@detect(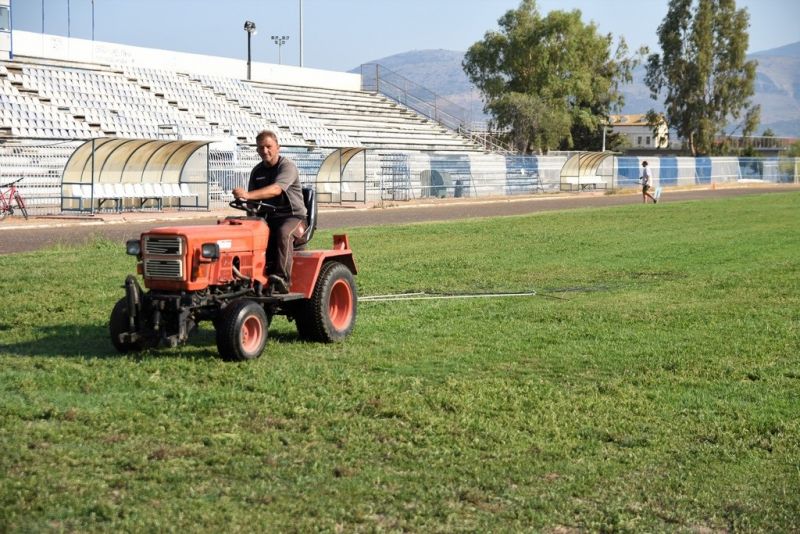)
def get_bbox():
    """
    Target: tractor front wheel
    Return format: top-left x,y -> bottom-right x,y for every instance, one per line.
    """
216,300 -> 268,361
295,261 -> 357,342
109,297 -> 157,352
